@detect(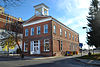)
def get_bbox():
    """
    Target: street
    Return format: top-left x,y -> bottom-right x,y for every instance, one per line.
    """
0,56 -> 99,67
